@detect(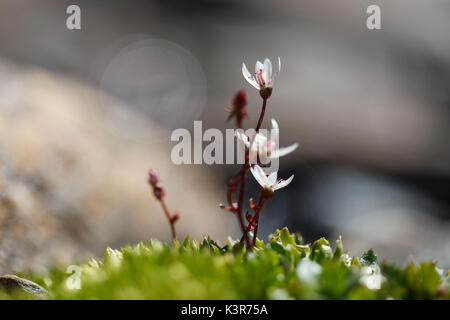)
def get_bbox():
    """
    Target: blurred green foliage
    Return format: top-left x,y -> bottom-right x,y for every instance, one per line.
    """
2,228 -> 449,300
